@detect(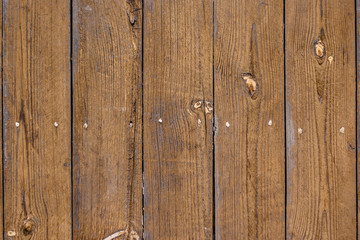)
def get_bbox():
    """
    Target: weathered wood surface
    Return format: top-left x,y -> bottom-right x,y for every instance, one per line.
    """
143,0 -> 214,239
214,0 -> 285,239
0,0 -> 359,239
286,0 -> 356,239
72,0 -> 143,239
357,0 -> 360,238
0,0 -> 2,237
3,0 -> 71,239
